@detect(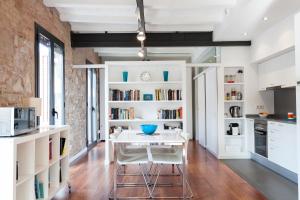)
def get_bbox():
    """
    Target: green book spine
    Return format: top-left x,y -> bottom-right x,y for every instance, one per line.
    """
39,182 -> 44,198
